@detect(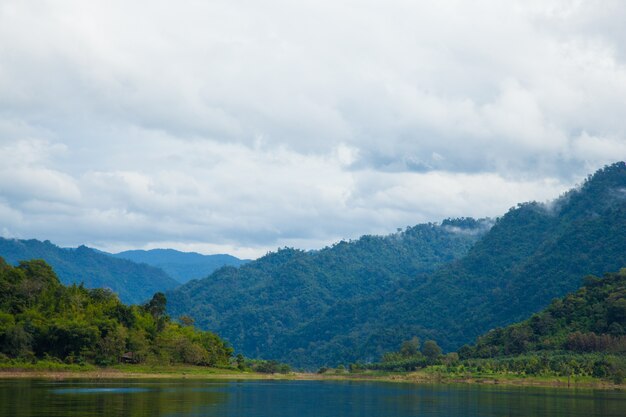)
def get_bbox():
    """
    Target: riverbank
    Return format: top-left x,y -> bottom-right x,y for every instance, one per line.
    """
304,370 -> 624,389
0,363 -> 286,380
1,364 -> 624,389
